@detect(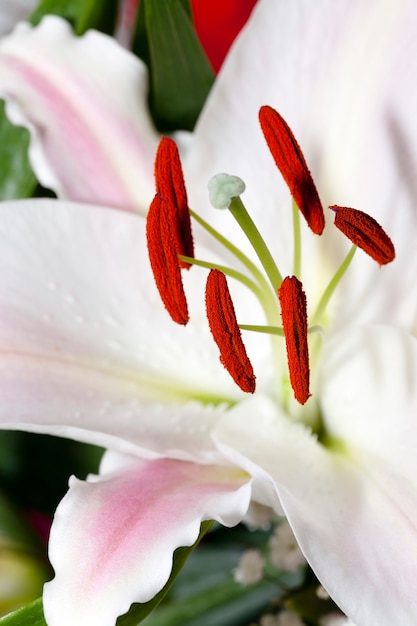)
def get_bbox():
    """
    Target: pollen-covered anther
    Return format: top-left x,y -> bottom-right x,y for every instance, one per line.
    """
278,276 -> 311,405
258,105 -> 325,235
146,194 -> 189,325
205,269 -> 256,393
330,205 -> 395,265
154,137 -> 194,267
